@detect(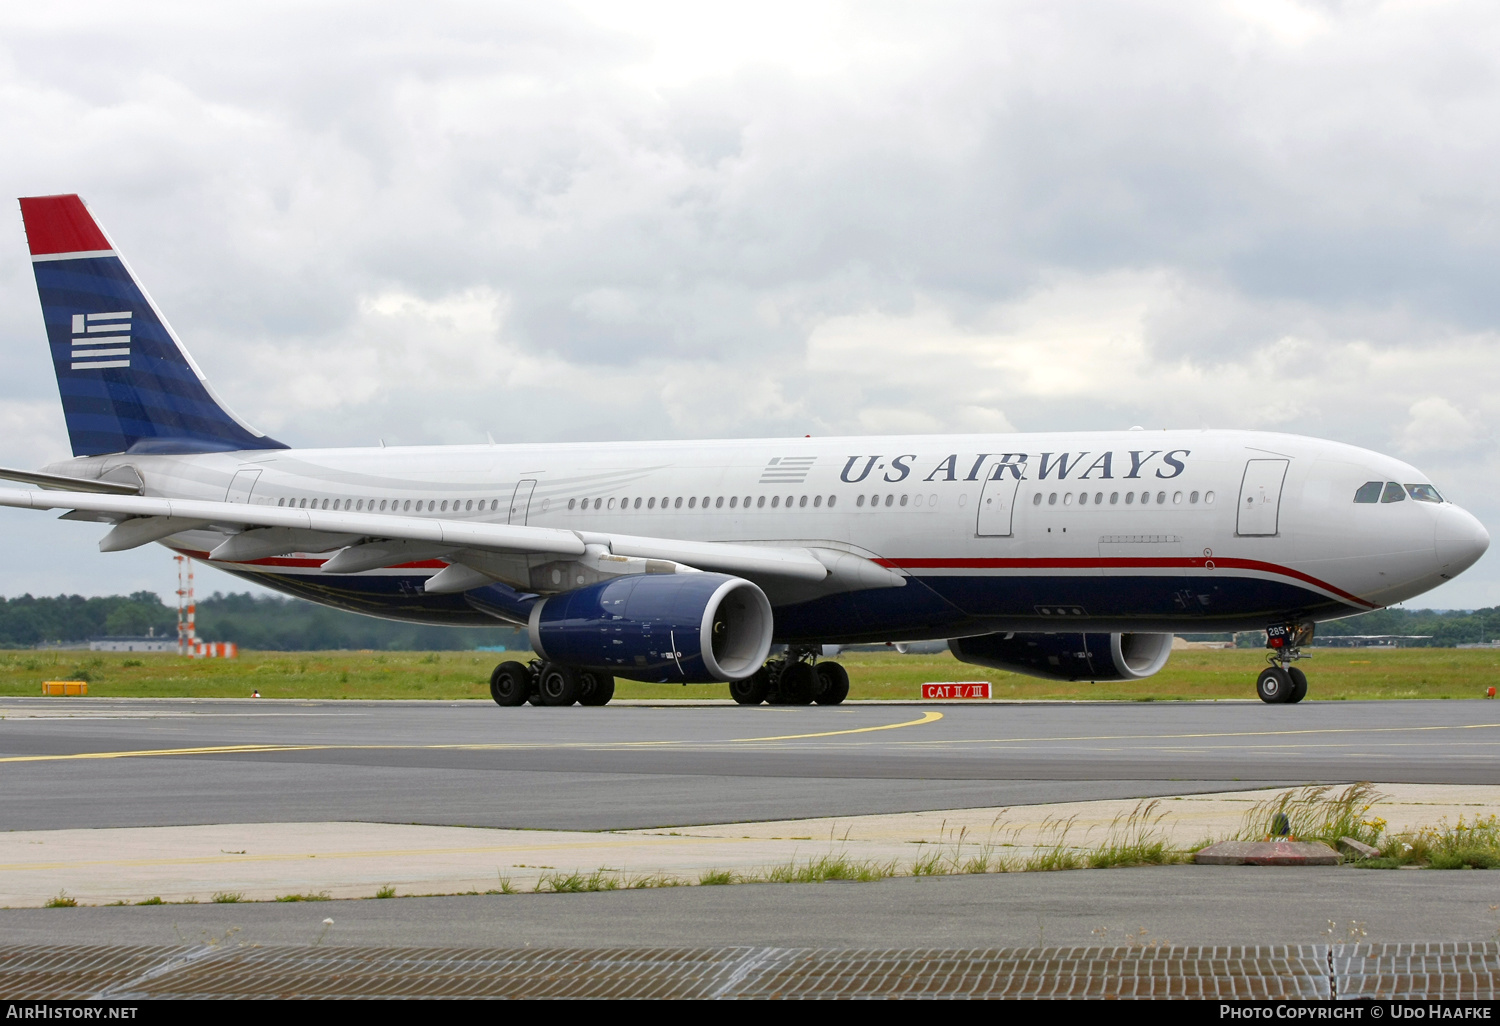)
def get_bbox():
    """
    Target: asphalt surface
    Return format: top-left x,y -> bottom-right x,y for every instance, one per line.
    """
2,868 -> 1495,948
1,697 -> 1494,830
